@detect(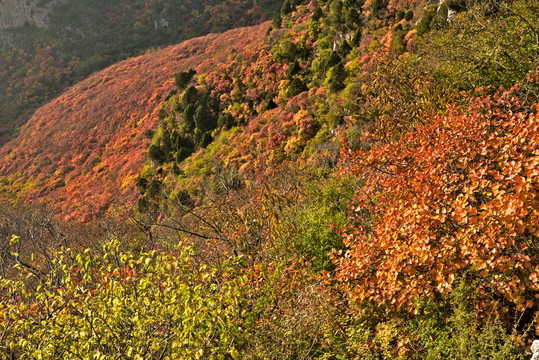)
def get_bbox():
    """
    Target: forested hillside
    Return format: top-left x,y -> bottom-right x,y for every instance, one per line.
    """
0,24 -> 271,221
0,0 -> 283,144
0,0 -> 538,358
